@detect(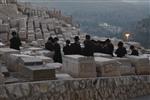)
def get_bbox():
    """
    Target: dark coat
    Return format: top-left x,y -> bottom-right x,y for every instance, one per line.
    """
131,49 -> 139,56
63,45 -> 71,55
70,42 -> 81,55
45,42 -> 54,51
53,43 -> 62,63
115,47 -> 127,57
10,37 -> 21,50
83,40 -> 94,56
104,43 -> 114,56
